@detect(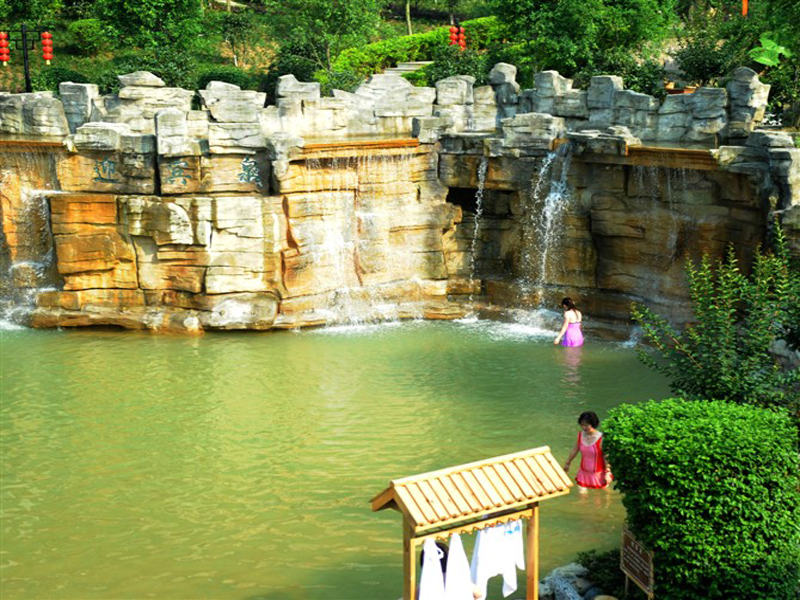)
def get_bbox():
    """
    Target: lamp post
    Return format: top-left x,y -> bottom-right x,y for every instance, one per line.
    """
0,23 -> 54,93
